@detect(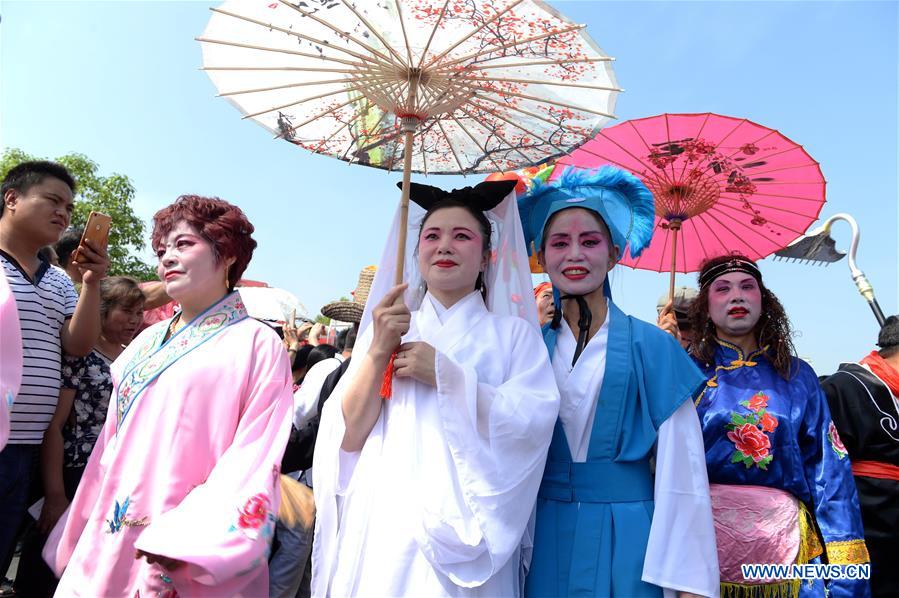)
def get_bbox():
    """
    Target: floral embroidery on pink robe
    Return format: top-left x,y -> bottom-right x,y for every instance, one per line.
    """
44,292 -> 293,597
